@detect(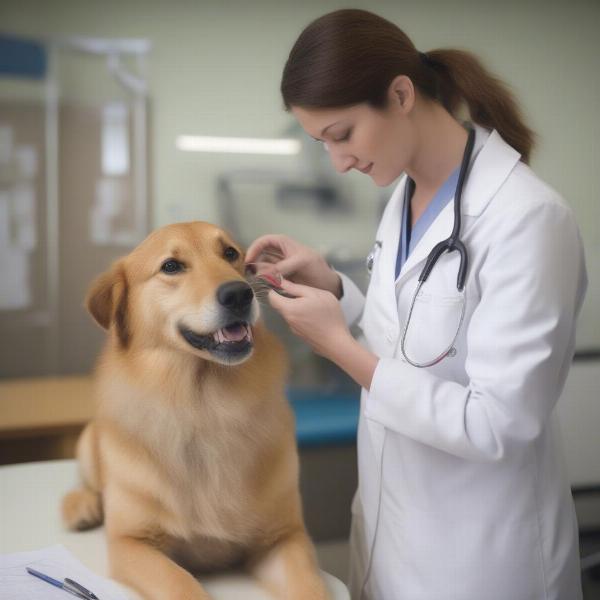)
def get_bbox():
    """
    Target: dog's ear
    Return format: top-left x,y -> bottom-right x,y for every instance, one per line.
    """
85,261 -> 130,347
